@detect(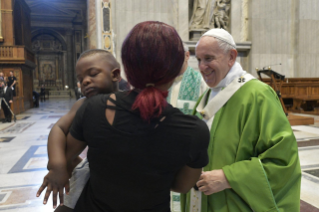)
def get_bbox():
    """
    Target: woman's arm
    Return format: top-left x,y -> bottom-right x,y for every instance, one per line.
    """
171,165 -> 202,193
